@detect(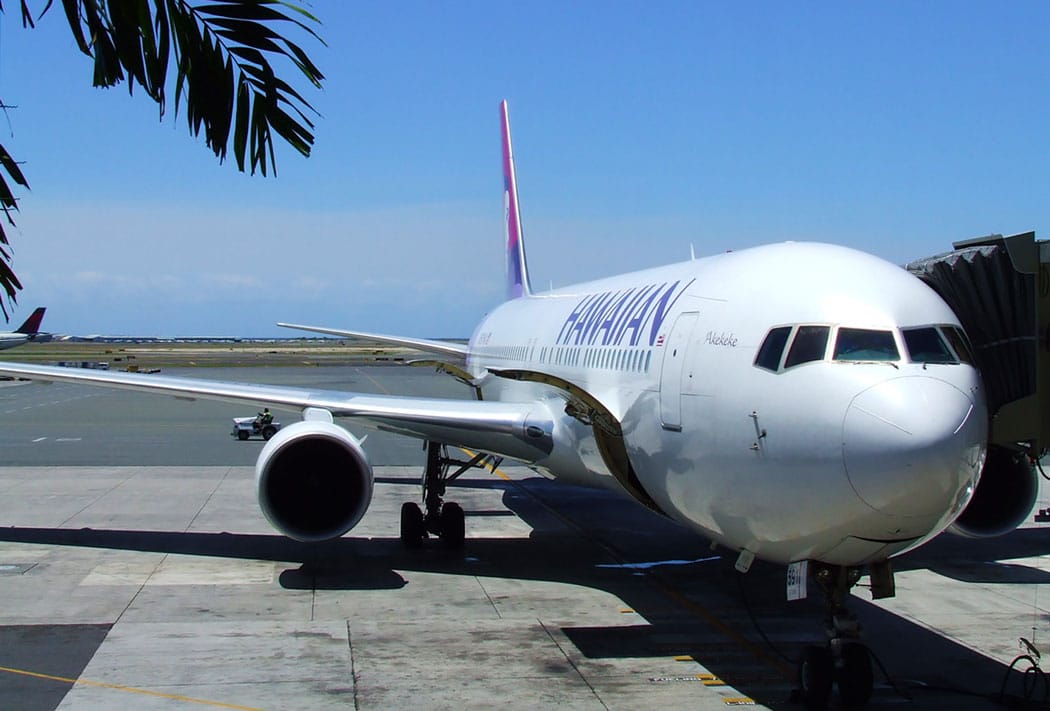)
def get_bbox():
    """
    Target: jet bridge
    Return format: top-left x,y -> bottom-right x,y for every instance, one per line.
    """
905,231 -> 1050,535
906,231 -> 1049,455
